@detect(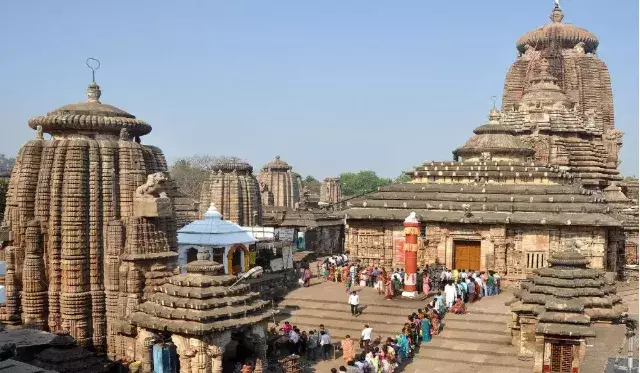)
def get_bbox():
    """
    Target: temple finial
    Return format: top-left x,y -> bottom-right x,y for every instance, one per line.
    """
550,1 -> 564,23
86,58 -> 102,103
86,57 -> 100,84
